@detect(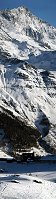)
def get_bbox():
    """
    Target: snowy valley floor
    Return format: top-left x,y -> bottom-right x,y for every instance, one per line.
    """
0,160 -> 56,199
